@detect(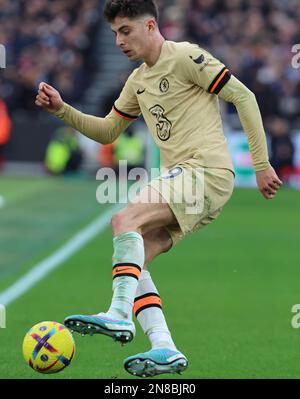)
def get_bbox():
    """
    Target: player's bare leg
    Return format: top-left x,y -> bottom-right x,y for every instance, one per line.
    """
64,185 -> 188,376
110,186 -> 176,237
143,227 -> 173,269
103,186 -> 175,320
